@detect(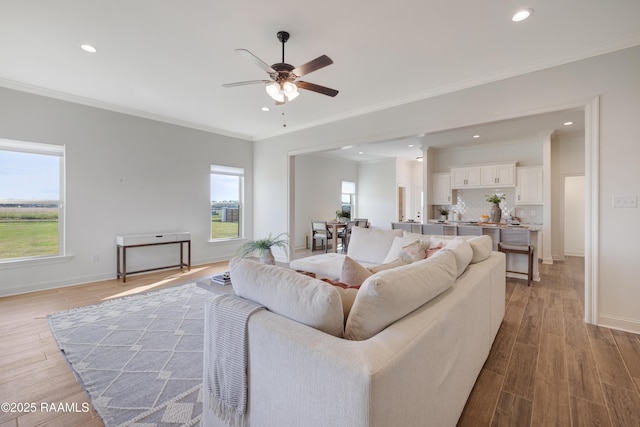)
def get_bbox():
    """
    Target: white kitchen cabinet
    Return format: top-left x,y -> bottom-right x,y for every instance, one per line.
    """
516,167 -> 543,204
451,167 -> 481,188
481,164 -> 515,187
431,173 -> 453,205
